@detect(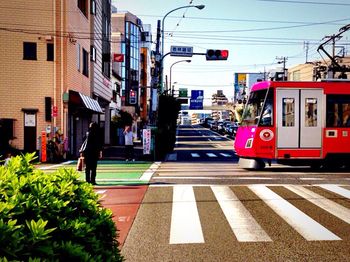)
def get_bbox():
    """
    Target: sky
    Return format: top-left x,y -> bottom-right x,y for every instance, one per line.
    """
114,0 -> 350,103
